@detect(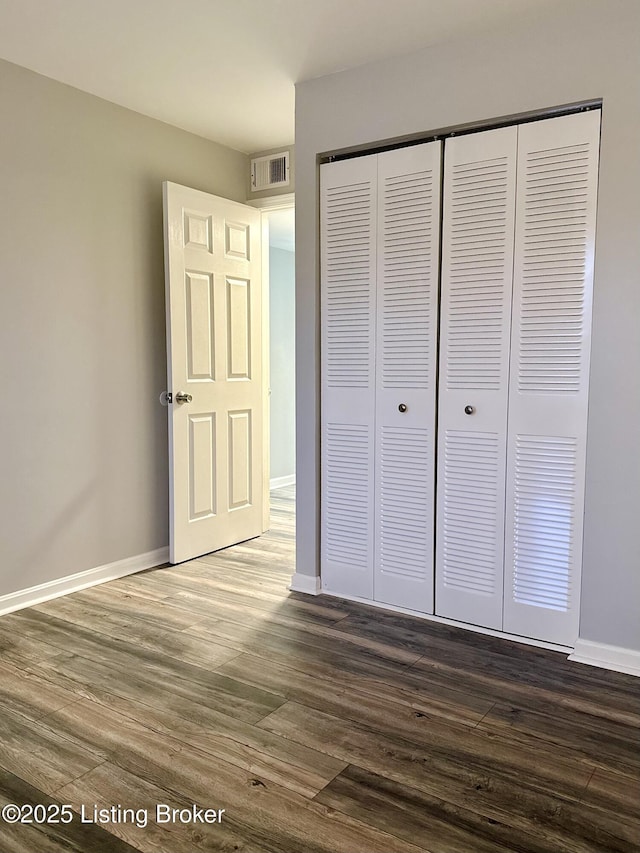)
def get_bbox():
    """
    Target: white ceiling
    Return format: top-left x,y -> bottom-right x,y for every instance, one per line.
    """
0,0 -> 557,153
